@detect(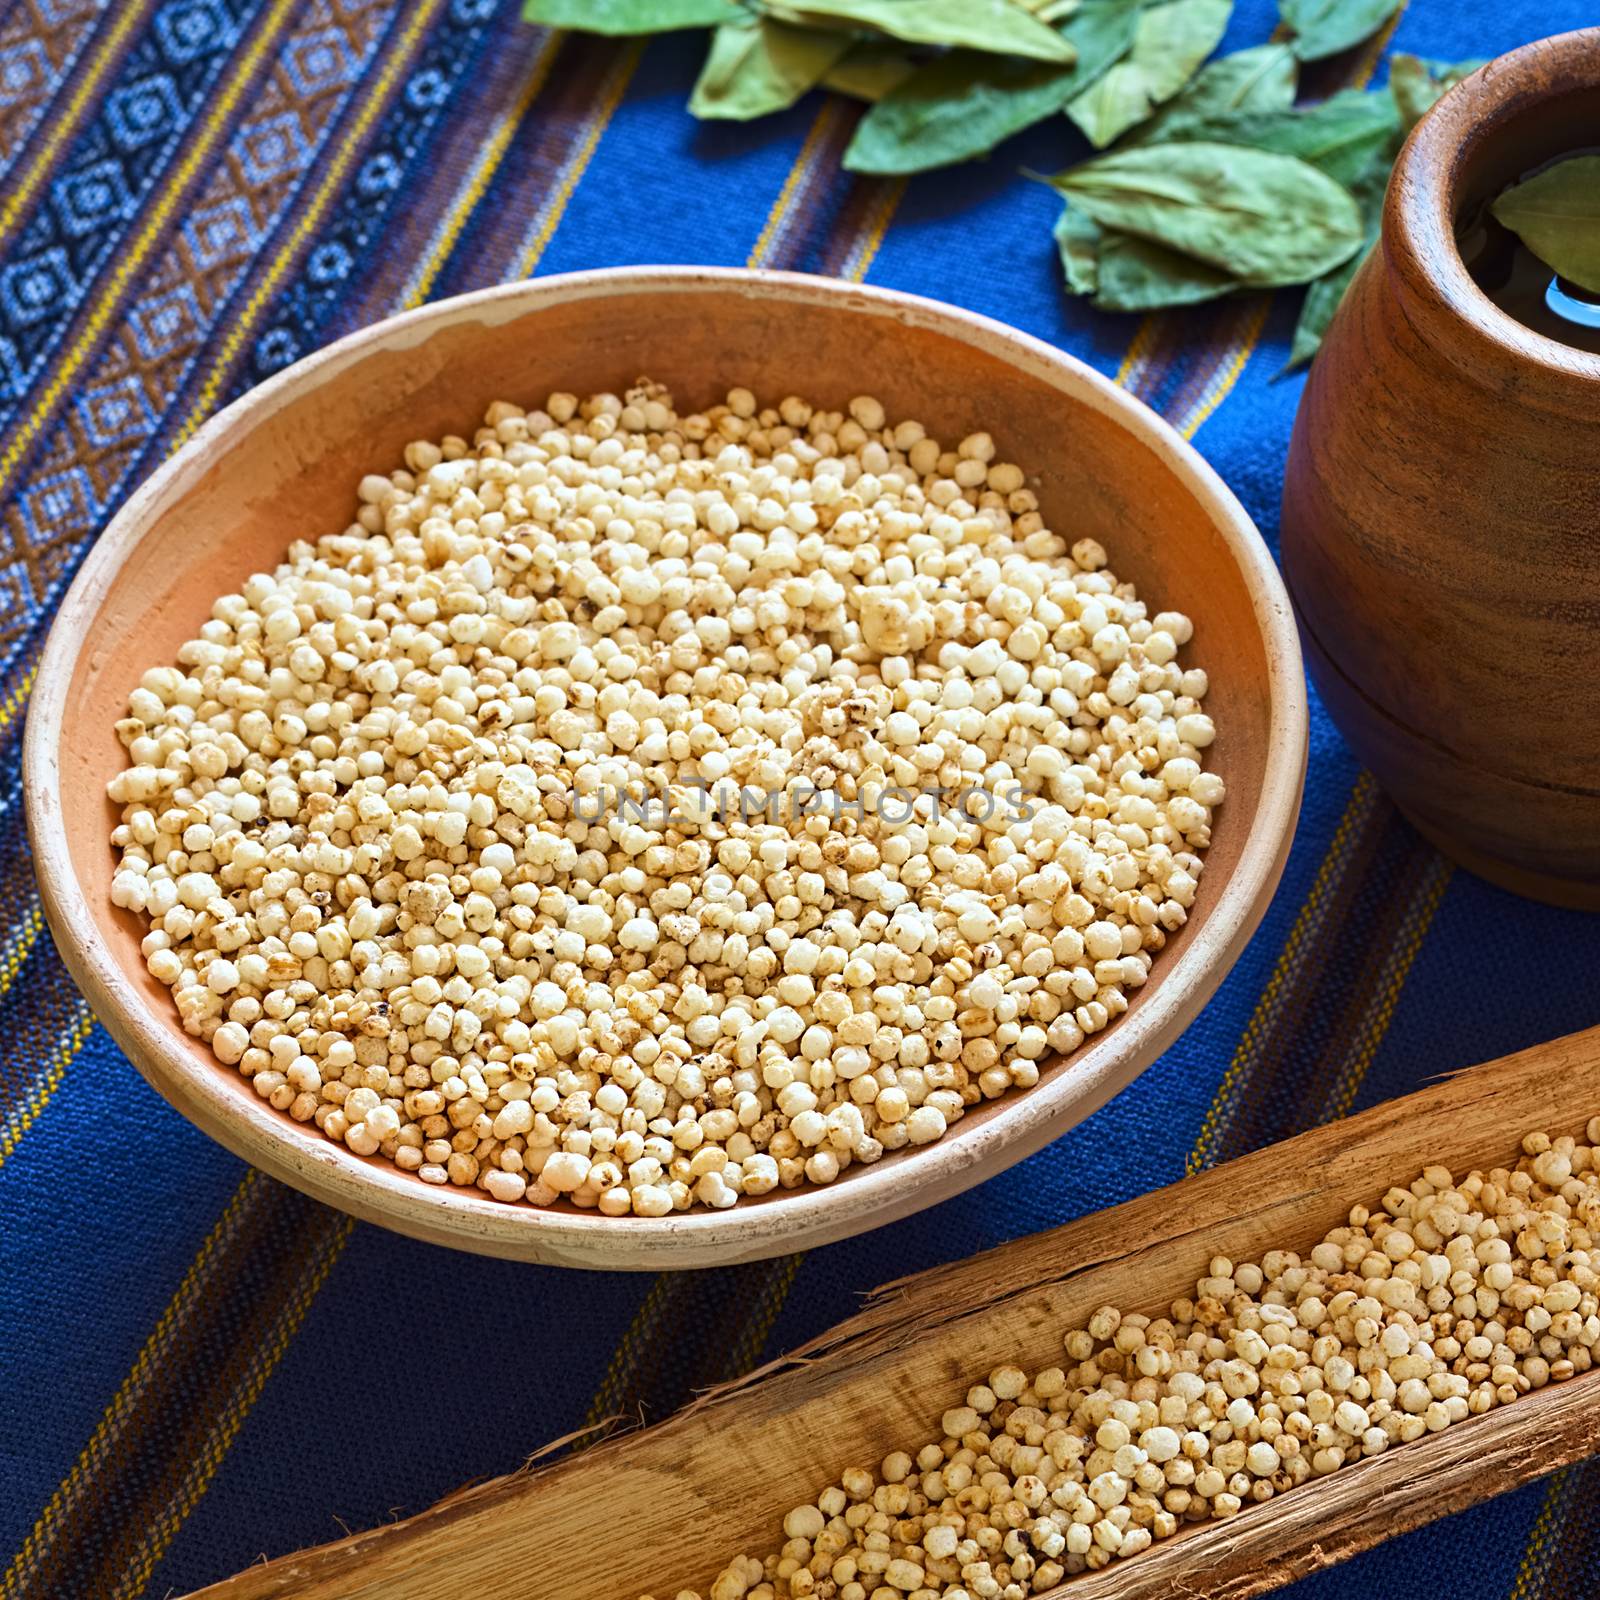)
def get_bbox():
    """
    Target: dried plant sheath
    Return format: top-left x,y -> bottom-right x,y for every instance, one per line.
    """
184,1025 -> 1600,1600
